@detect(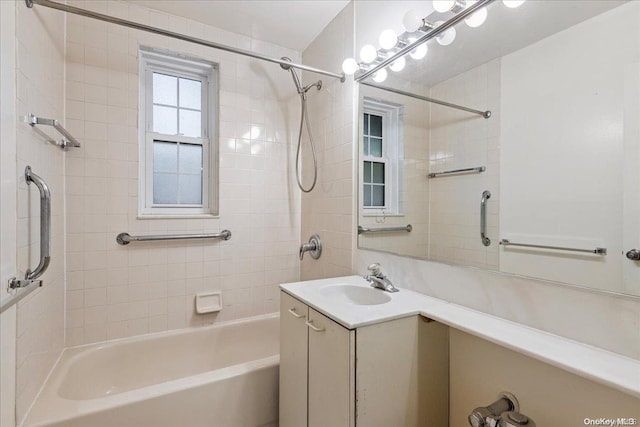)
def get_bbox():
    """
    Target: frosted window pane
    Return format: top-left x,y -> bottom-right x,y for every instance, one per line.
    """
153,173 -> 178,204
370,114 -> 382,137
370,137 -> 382,157
153,141 -> 178,173
179,174 -> 202,204
179,78 -> 201,110
372,185 -> 385,206
179,144 -> 202,174
153,106 -> 177,134
363,161 -> 371,183
372,162 -> 385,184
363,184 -> 372,206
363,113 -> 369,135
153,73 -> 177,106
179,109 -> 201,137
